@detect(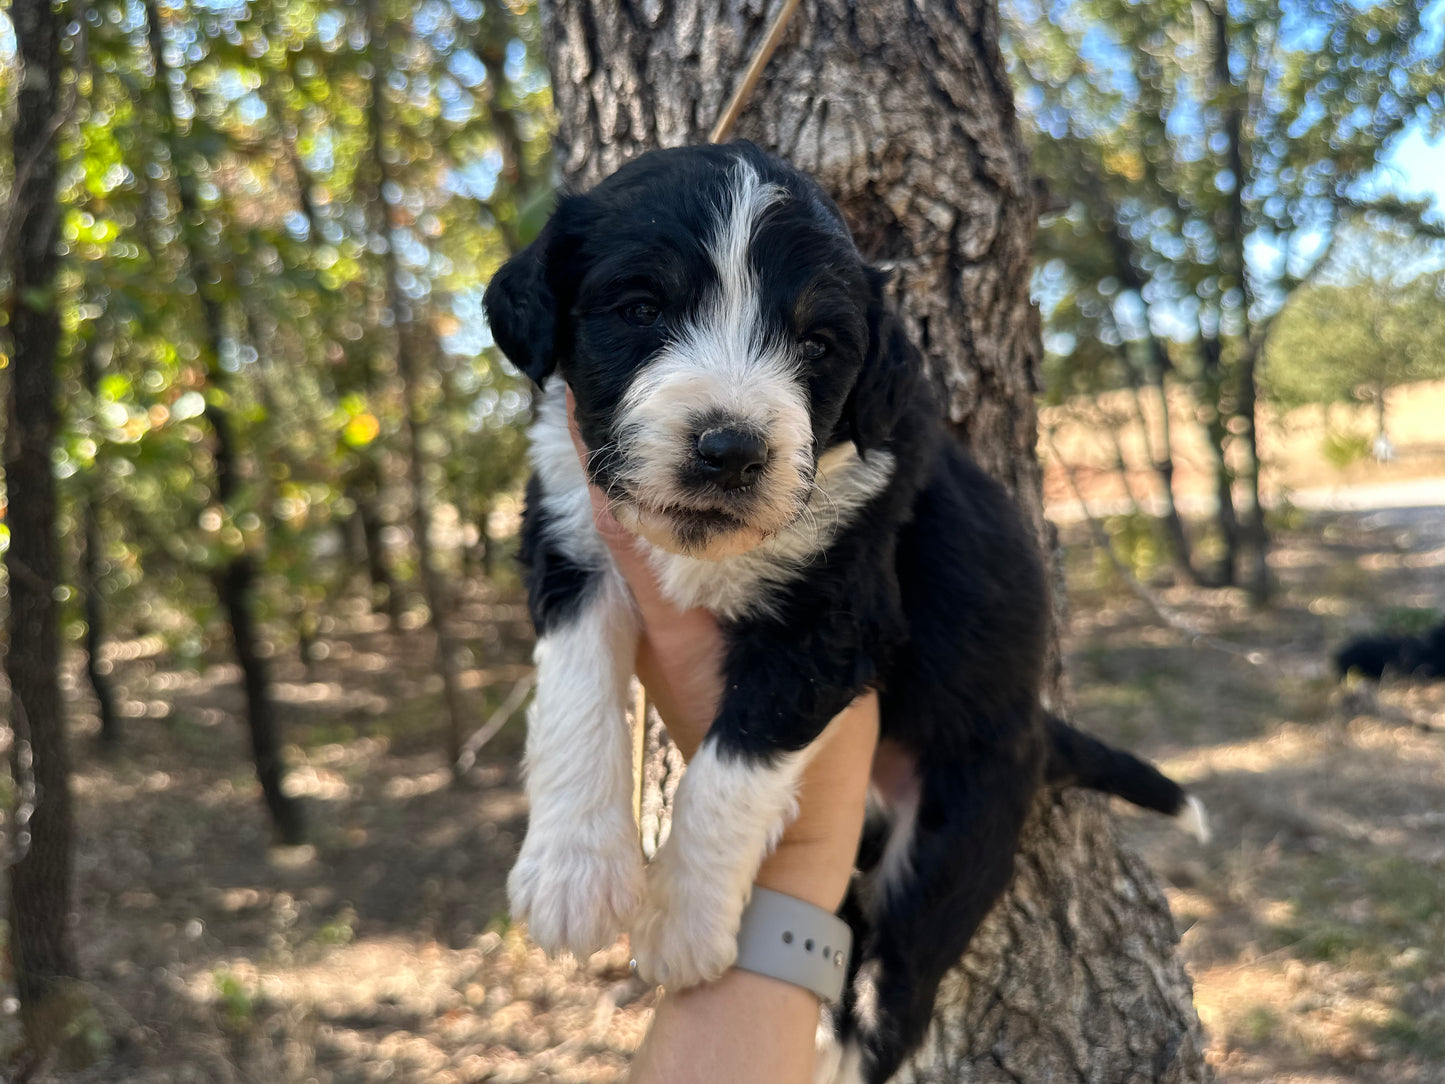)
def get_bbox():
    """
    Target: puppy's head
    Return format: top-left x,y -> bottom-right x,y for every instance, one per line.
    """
485,141 -> 916,559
